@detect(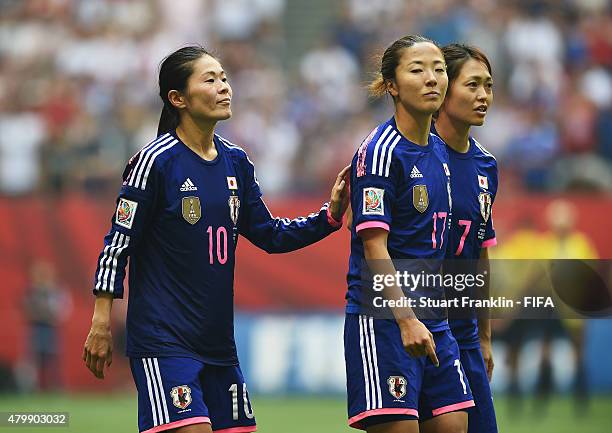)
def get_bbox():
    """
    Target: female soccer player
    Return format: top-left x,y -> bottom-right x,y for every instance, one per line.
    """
82,46 -> 349,433
345,35 -> 473,433
422,44 -> 499,433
